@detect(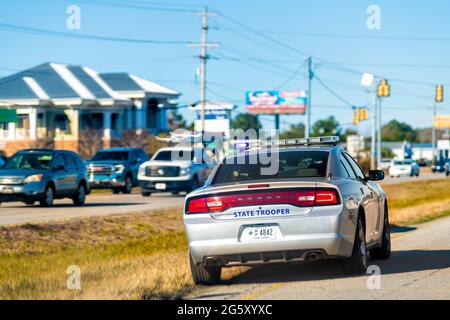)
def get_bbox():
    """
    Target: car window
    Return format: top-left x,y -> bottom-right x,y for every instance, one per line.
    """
343,153 -> 365,180
53,154 -> 66,168
64,154 -> 77,169
3,152 -> 53,170
92,151 -> 129,161
212,151 -> 329,185
154,150 -> 194,162
340,154 -> 357,179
